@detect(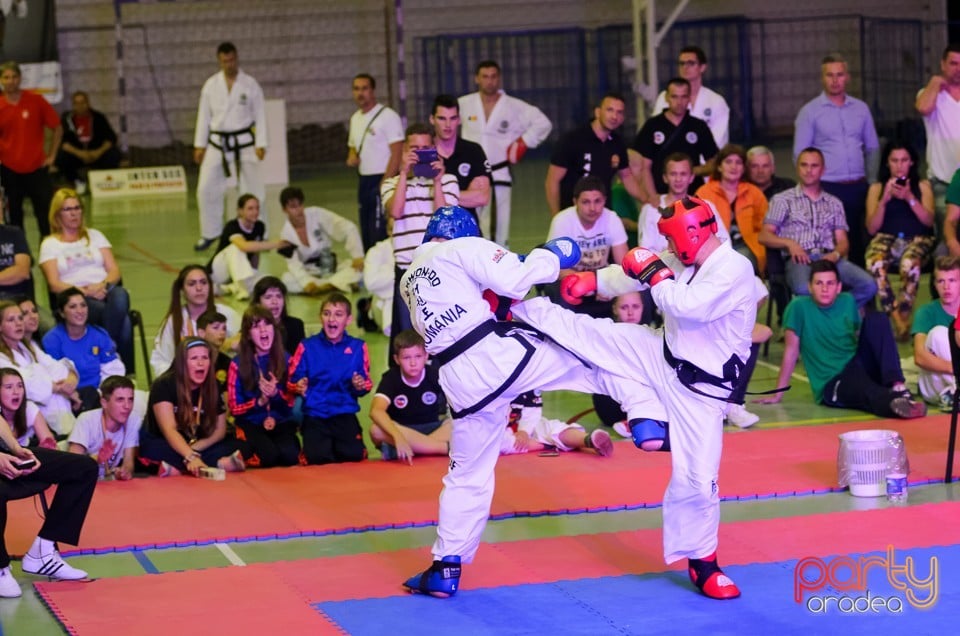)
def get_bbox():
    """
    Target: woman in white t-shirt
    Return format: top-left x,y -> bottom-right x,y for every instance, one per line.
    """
39,189 -> 134,373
